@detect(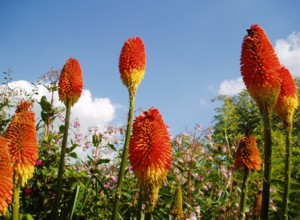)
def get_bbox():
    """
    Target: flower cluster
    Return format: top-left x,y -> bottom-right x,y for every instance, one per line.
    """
129,107 -> 172,209
233,135 -> 261,171
119,36 -> 146,96
241,24 -> 282,113
274,66 -> 299,130
58,57 -> 83,106
0,137 -> 13,216
5,101 -> 38,186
